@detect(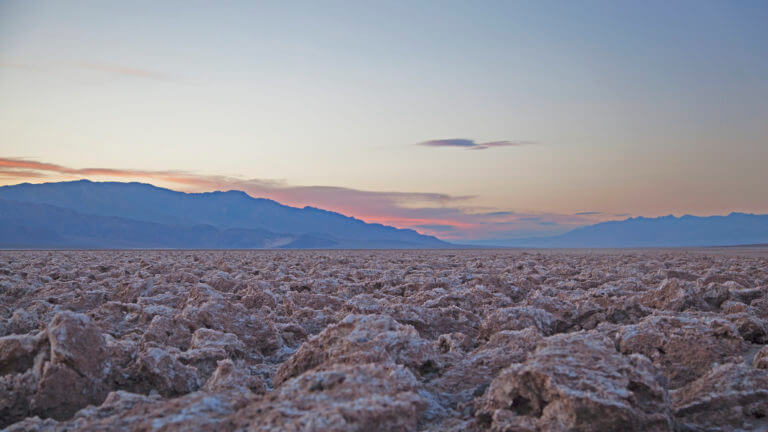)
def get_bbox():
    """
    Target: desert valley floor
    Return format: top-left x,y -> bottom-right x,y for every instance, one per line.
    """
1,249 -> 768,431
